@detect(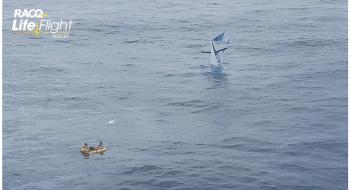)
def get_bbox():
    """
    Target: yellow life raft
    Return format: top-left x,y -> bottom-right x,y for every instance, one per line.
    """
80,146 -> 107,154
